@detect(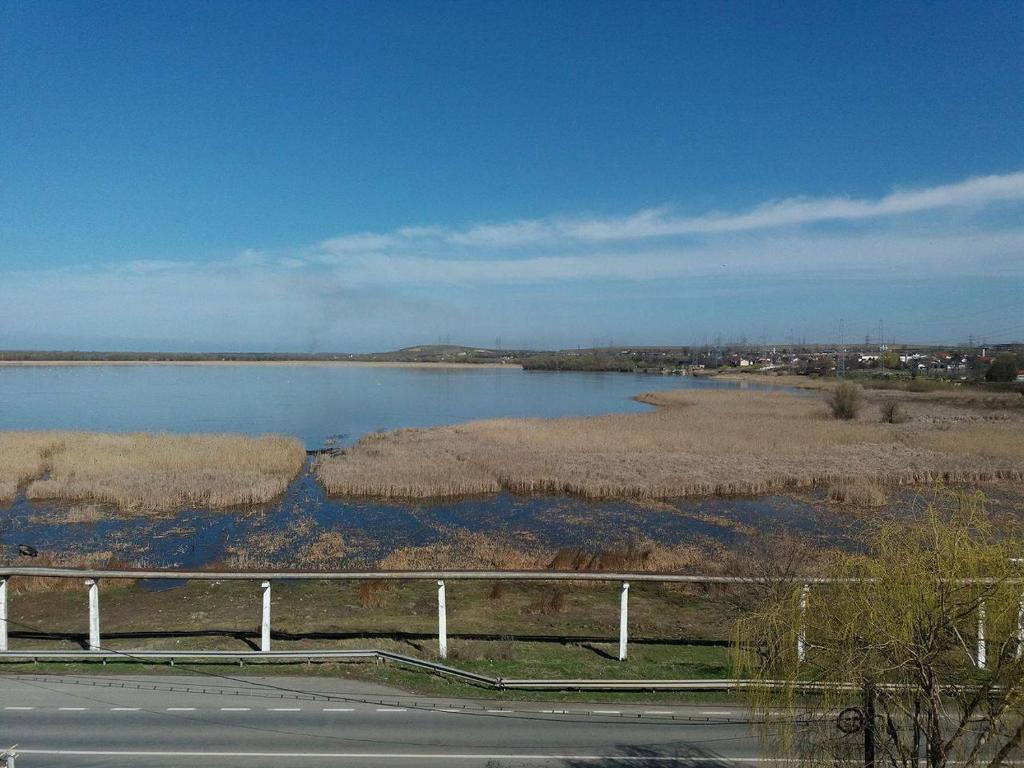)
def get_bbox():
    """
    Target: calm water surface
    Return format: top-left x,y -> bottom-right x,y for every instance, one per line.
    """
0,363 -> 778,447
